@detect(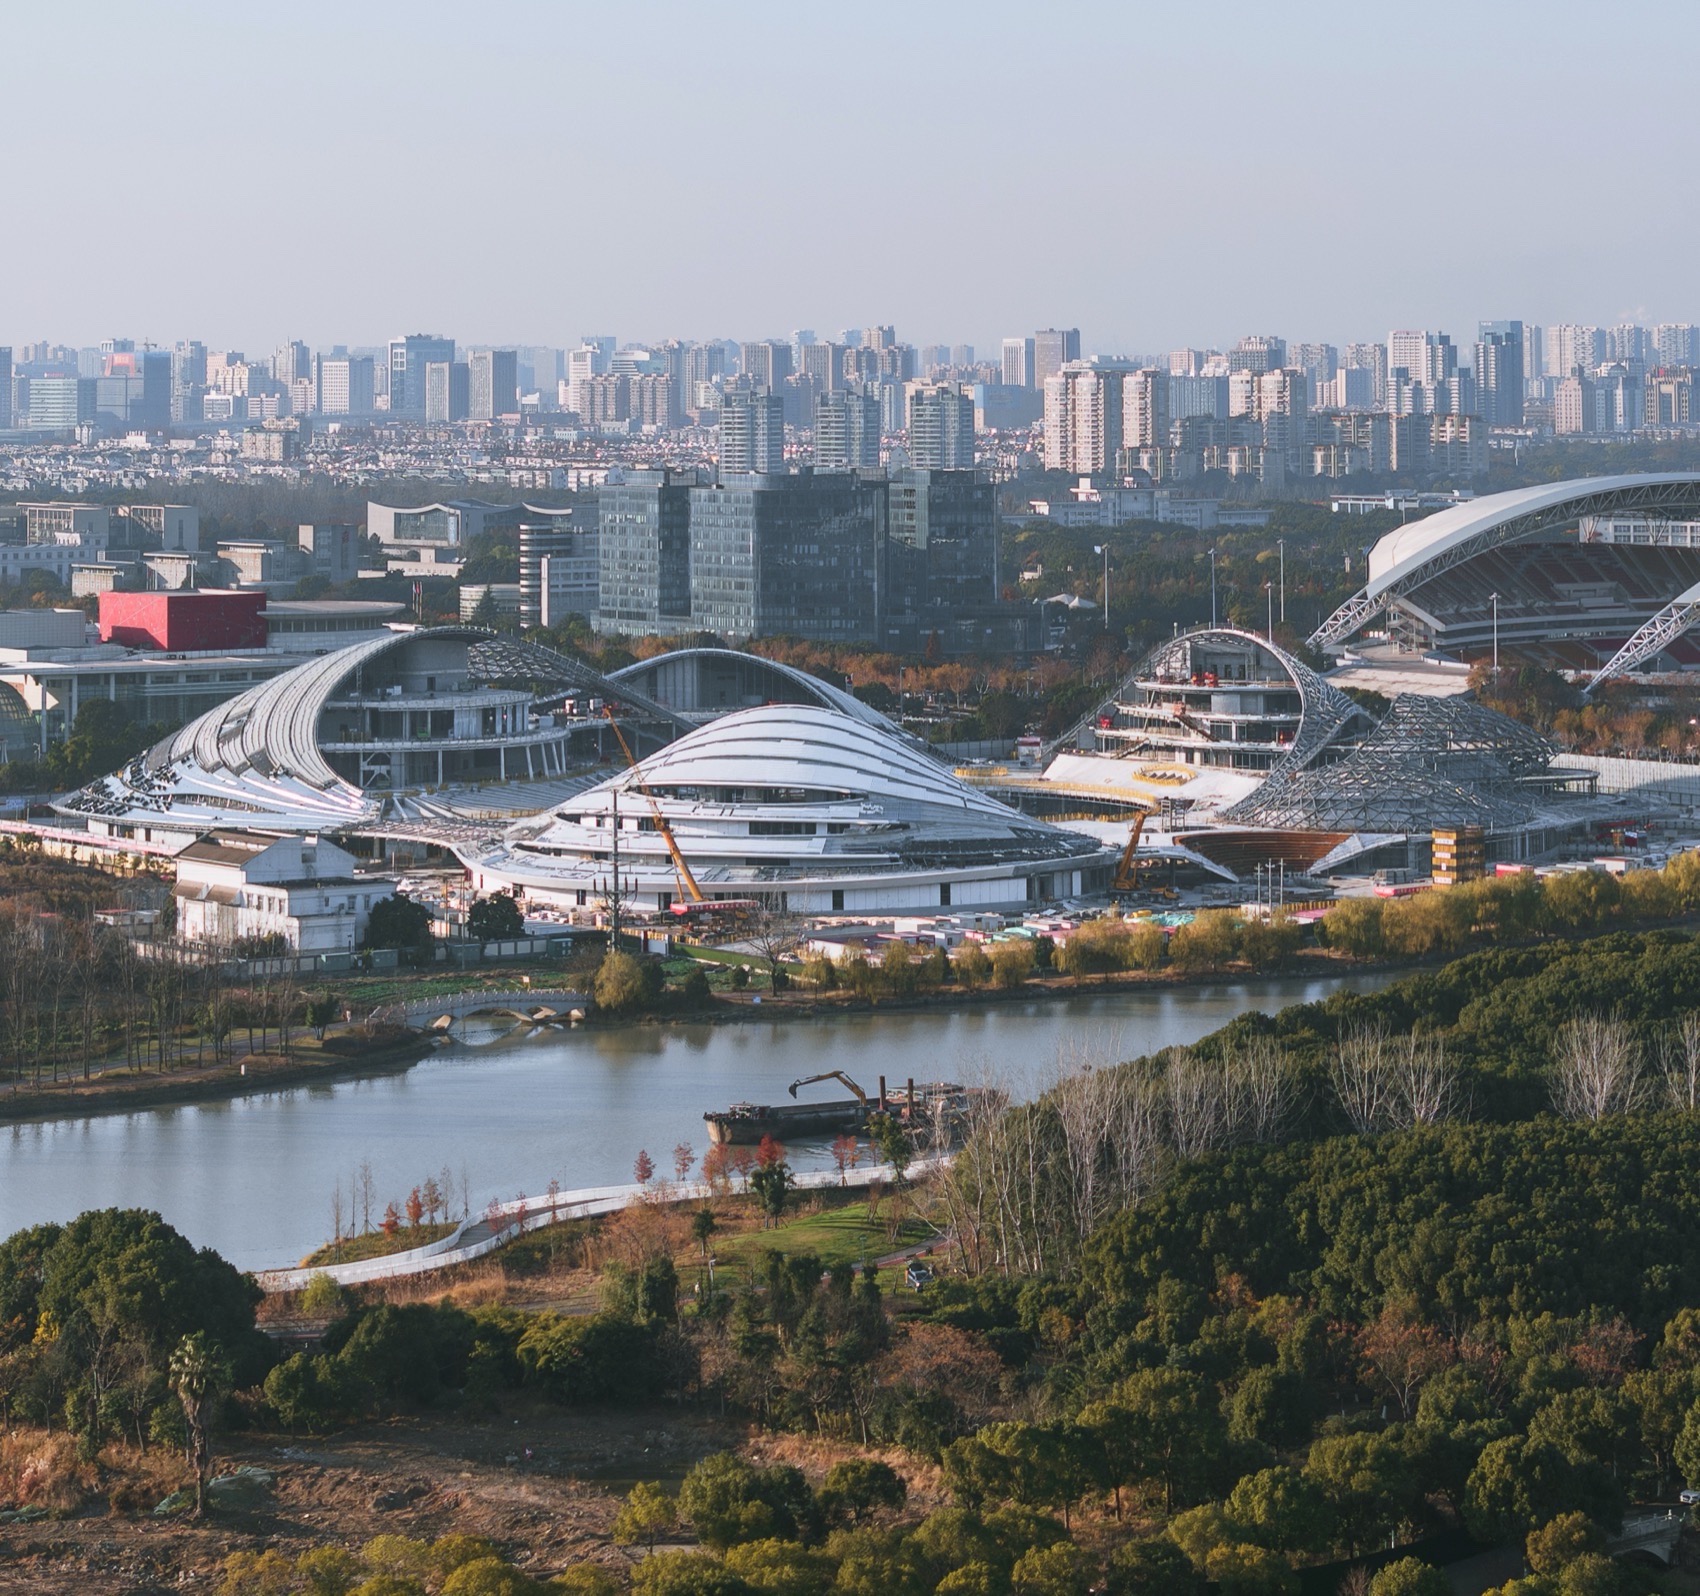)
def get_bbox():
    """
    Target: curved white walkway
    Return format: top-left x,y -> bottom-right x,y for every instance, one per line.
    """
256,1157 -> 945,1294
